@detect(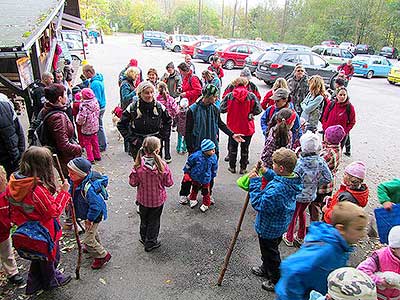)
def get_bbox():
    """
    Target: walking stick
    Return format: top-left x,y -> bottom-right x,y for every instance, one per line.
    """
217,161 -> 262,286
53,154 -> 82,280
